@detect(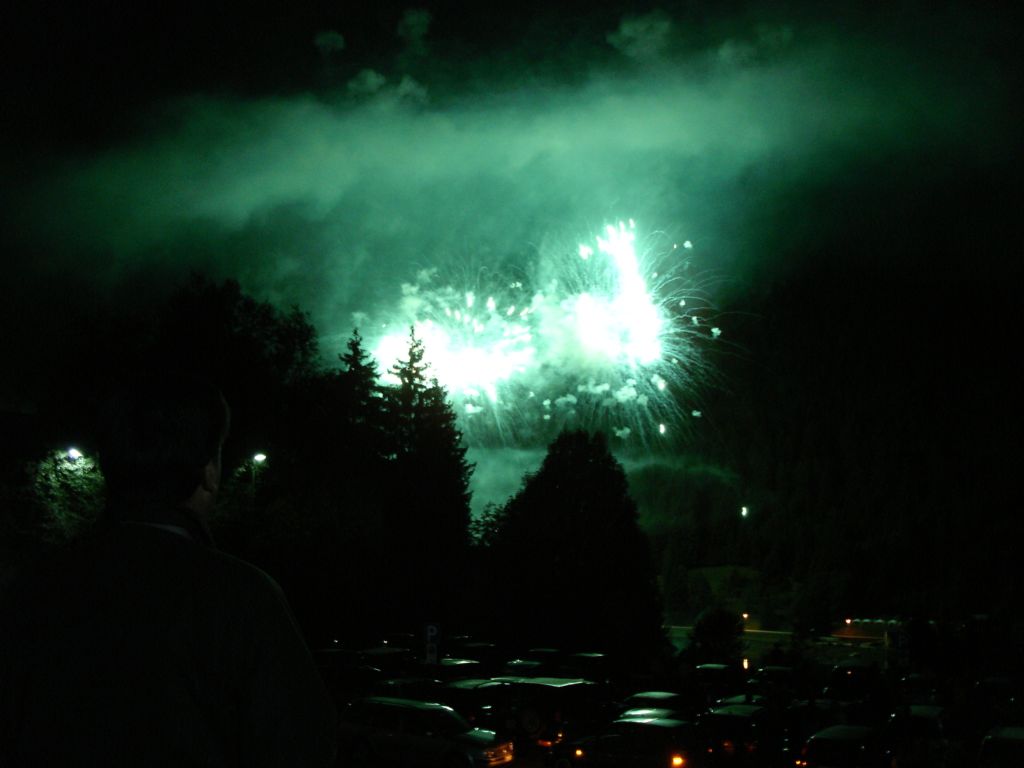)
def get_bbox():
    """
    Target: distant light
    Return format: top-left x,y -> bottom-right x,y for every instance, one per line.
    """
253,453 -> 267,463
741,506 -> 749,518
683,240 -> 693,249
67,448 -> 83,461
742,658 -> 750,670
742,613 -> 749,621
659,423 -> 667,435
845,618 -> 852,626
672,756 -> 685,767
575,748 -> 584,758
